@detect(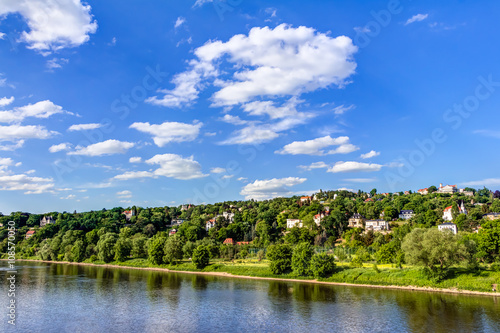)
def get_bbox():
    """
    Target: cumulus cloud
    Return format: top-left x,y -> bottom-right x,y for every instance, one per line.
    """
69,140 -> 135,156
117,190 -> 132,199
49,142 -> 72,153
68,123 -> 103,131
0,124 -> 57,142
405,14 -> 428,25
0,168 -> 54,194
129,157 -> 142,163
298,162 -> 329,171
174,17 -> 186,29
210,167 -> 226,174
0,96 -> 14,107
461,178 -> 500,187
193,0 -> 213,8
360,150 -> 380,159
0,100 -> 69,123
148,24 -> 357,108
0,0 -> 97,53
130,121 -> 202,147
276,136 -> 358,155
240,177 -> 307,200
114,154 -> 207,181
328,161 -> 383,173
46,57 -> 69,70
